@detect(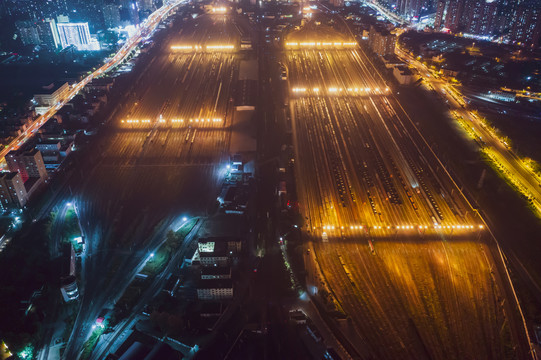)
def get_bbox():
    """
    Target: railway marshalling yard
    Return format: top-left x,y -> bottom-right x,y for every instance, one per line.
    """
284,27 -> 530,359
